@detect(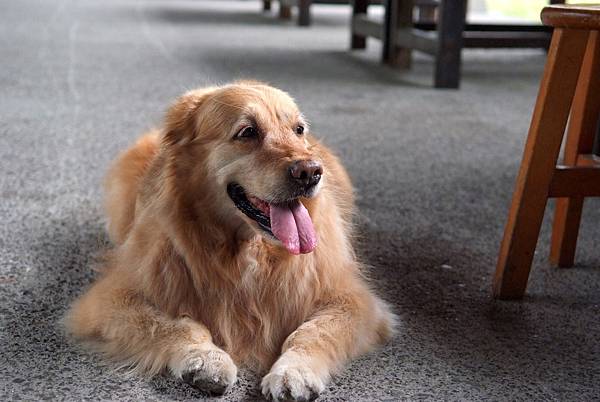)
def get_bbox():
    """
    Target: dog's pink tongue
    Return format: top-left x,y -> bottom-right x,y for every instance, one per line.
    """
269,200 -> 317,255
